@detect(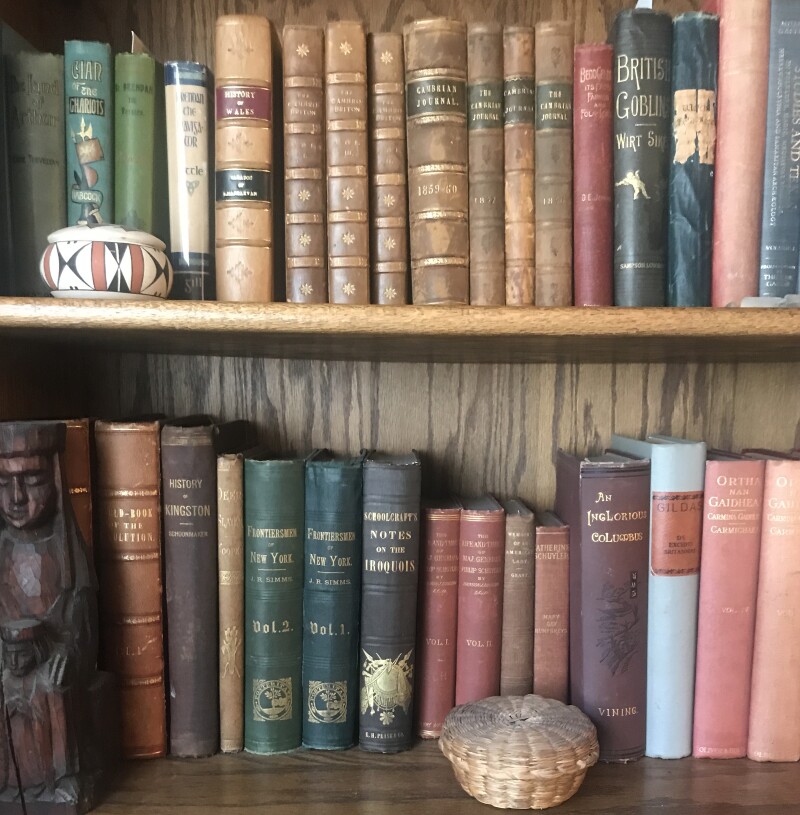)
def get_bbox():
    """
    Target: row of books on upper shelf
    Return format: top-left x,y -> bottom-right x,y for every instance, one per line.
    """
53,416 -> 800,764
4,2 -> 800,308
